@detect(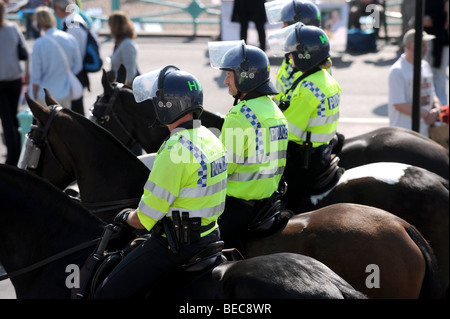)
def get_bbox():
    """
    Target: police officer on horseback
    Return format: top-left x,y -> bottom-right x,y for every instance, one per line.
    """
266,2 -> 343,207
208,41 -> 289,256
94,66 -> 228,298
277,23 -> 342,207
